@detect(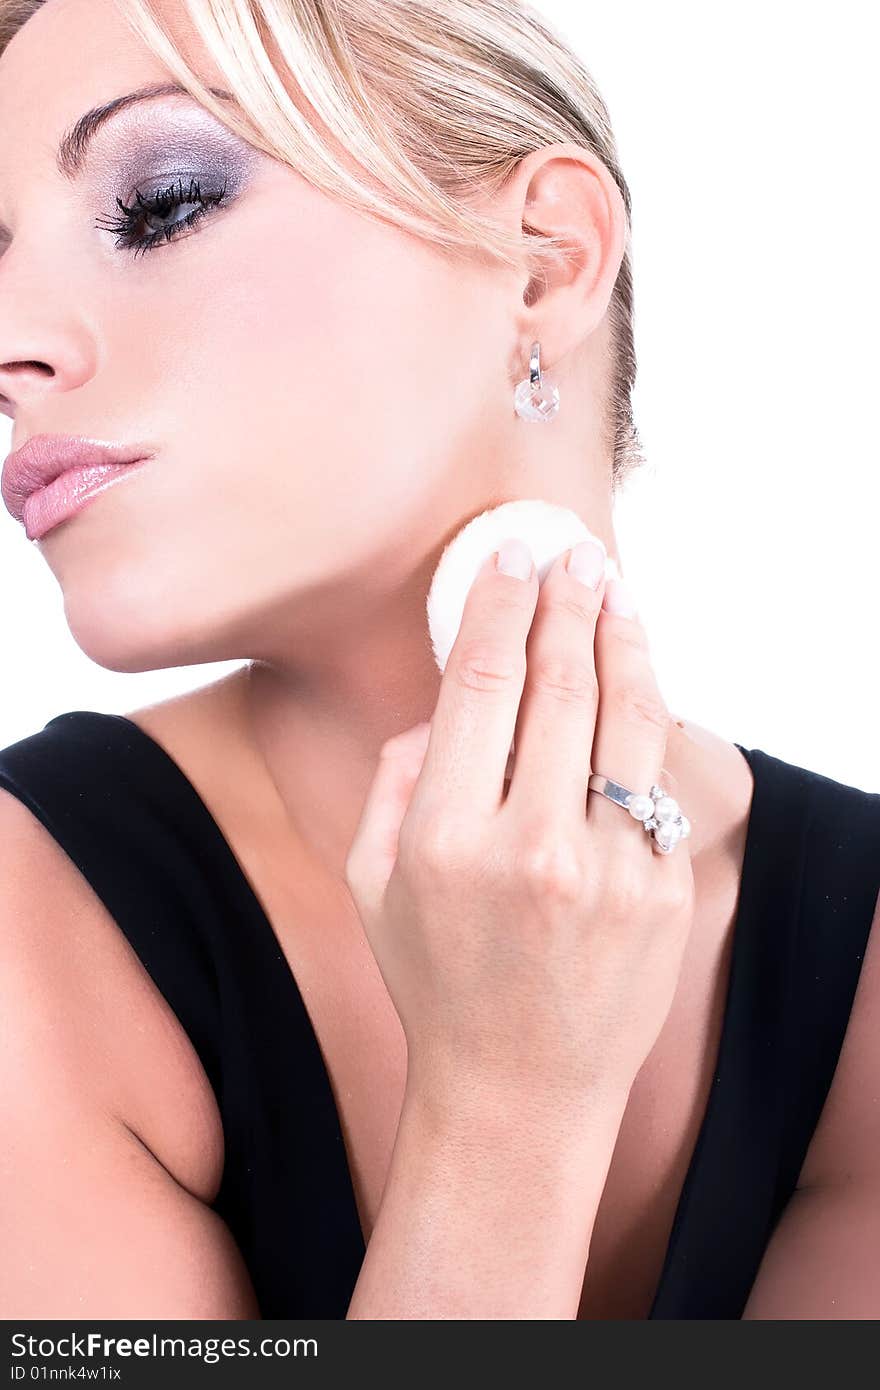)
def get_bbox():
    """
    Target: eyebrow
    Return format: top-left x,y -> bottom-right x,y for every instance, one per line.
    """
56,81 -> 235,179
